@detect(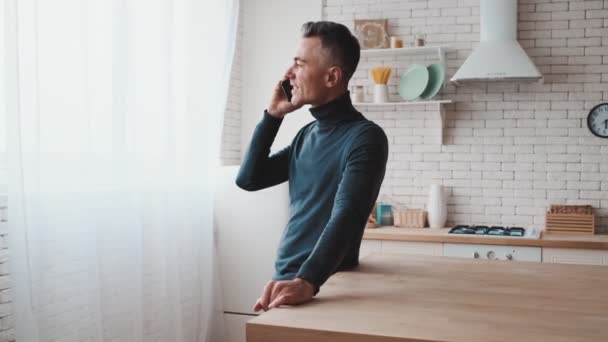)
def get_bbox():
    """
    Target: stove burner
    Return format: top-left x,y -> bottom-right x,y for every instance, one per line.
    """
449,225 -> 526,237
